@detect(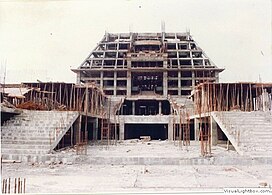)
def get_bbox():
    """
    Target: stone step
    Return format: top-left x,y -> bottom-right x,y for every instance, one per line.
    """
240,140 -> 272,144
243,151 -> 272,155
1,136 -> 52,141
2,131 -> 55,135
250,133 -> 272,137
2,131 -> 65,137
2,121 -> 73,126
1,148 -> 49,155
4,114 -> 76,120
2,129 -> 65,133
226,124 -> 272,128
242,145 -> 272,149
1,153 -> 69,163
224,125 -> 272,130
1,110 -> 78,160
1,140 -> 51,145
221,117 -> 270,121
1,144 -> 50,150
222,116 -> 271,119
